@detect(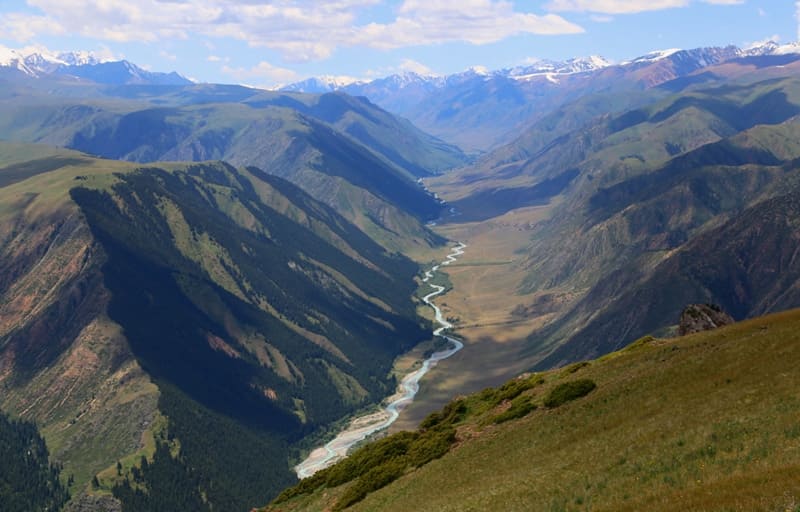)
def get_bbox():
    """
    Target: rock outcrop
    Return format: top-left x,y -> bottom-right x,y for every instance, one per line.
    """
678,304 -> 734,336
